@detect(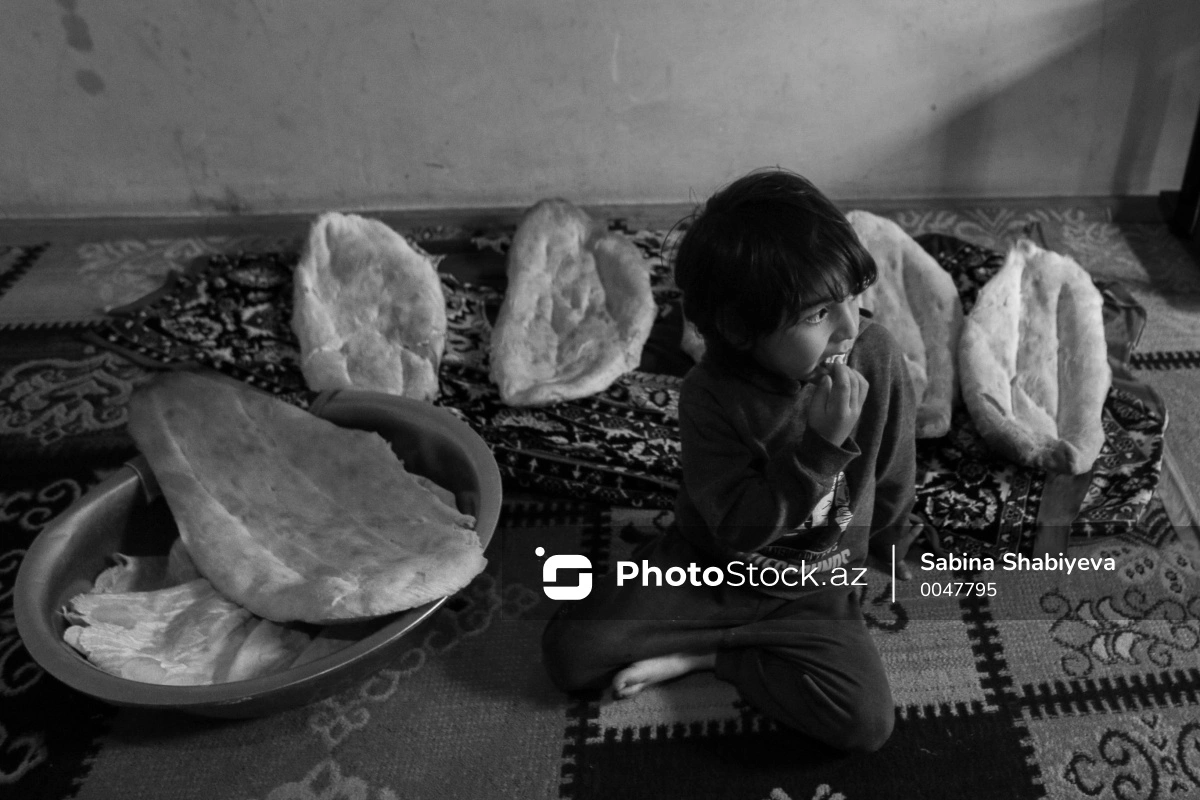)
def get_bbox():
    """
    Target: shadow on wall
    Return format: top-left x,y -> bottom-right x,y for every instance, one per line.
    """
858,0 -> 1200,198
1109,0 -> 1200,195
